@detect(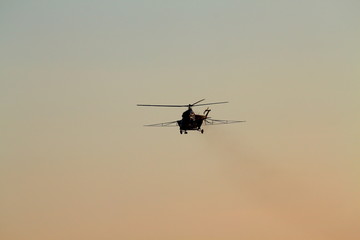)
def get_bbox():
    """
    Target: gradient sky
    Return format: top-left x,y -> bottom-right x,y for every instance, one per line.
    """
1,1 -> 360,239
